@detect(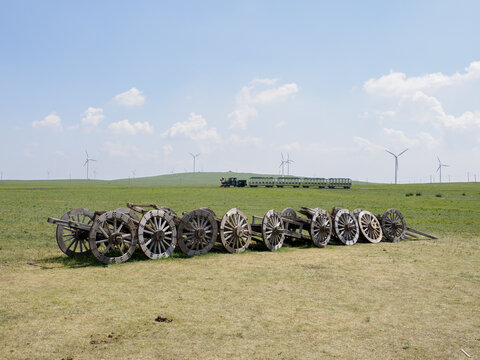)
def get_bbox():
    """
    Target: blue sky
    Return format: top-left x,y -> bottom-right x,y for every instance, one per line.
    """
1,1 -> 479,182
